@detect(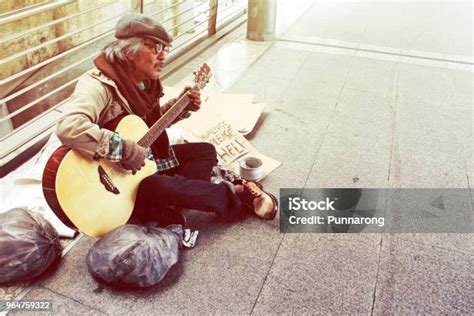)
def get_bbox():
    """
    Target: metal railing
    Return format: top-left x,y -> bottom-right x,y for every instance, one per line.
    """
0,0 -> 247,174
0,1 -> 119,44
